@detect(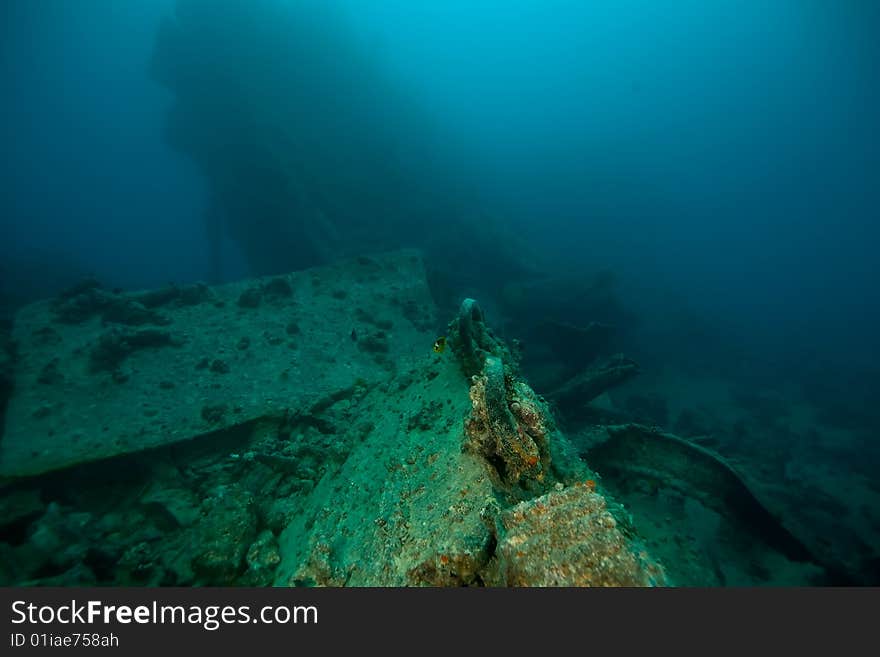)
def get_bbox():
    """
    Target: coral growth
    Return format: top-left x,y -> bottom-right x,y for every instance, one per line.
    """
508,380 -> 552,464
464,356 -> 551,487
487,481 -> 666,586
